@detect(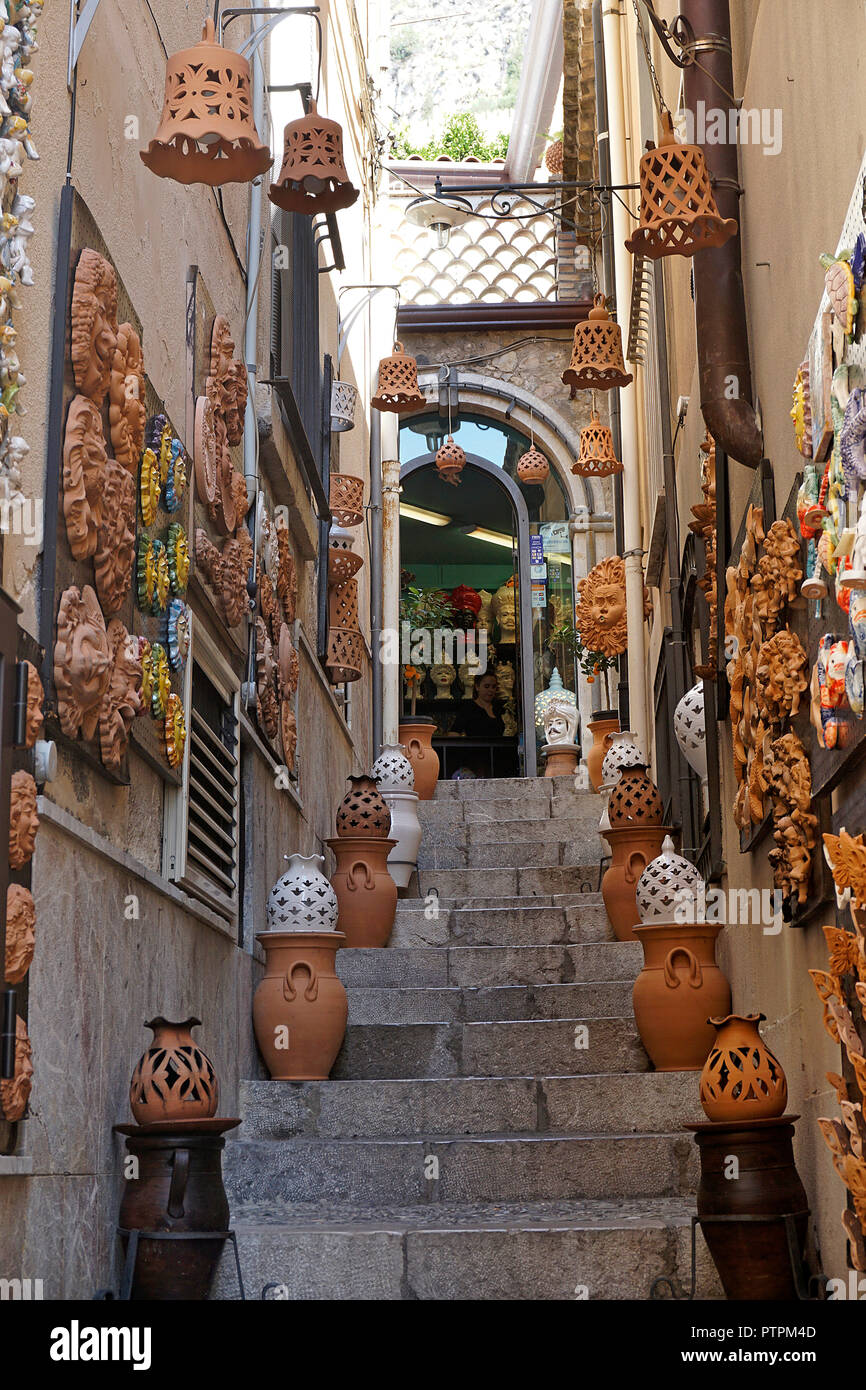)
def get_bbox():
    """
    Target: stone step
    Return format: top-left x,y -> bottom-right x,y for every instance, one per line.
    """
346,981 -> 634,1024
417,794 -> 601,830
418,838 -> 605,870
417,866 -> 598,899
337,941 -> 642,989
332,1017 -> 647,1079
388,900 -> 612,949
213,1198 -> 721,1300
433,776 -> 558,801
239,1072 -> 703,1140
224,1131 -> 696,1207
465,816 -> 603,845
401,890 -> 604,912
